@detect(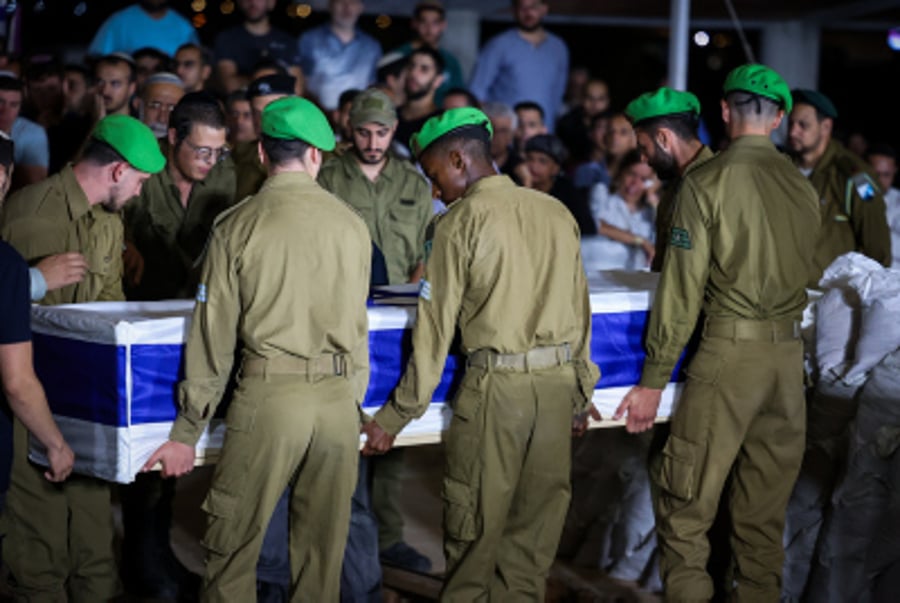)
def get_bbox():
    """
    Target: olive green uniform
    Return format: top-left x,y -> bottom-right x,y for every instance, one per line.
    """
0,165 -> 123,601
125,158 -> 236,300
232,139 -> 267,203
641,136 -> 820,601
168,172 -> 371,602
318,151 -> 432,285
803,139 -> 890,285
374,175 -> 599,600
651,145 -> 715,272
